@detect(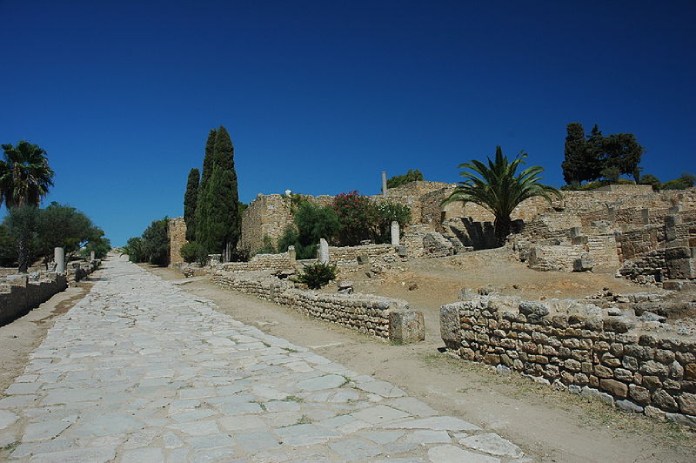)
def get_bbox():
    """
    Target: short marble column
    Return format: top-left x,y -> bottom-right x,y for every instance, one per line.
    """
54,247 -> 65,273
288,245 -> 296,264
90,251 -> 96,261
382,171 -> 388,196
318,239 -> 330,264
391,221 -> 400,246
